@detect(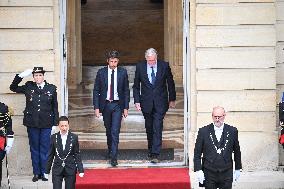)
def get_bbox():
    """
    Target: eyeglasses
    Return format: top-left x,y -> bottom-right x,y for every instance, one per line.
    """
213,115 -> 224,119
